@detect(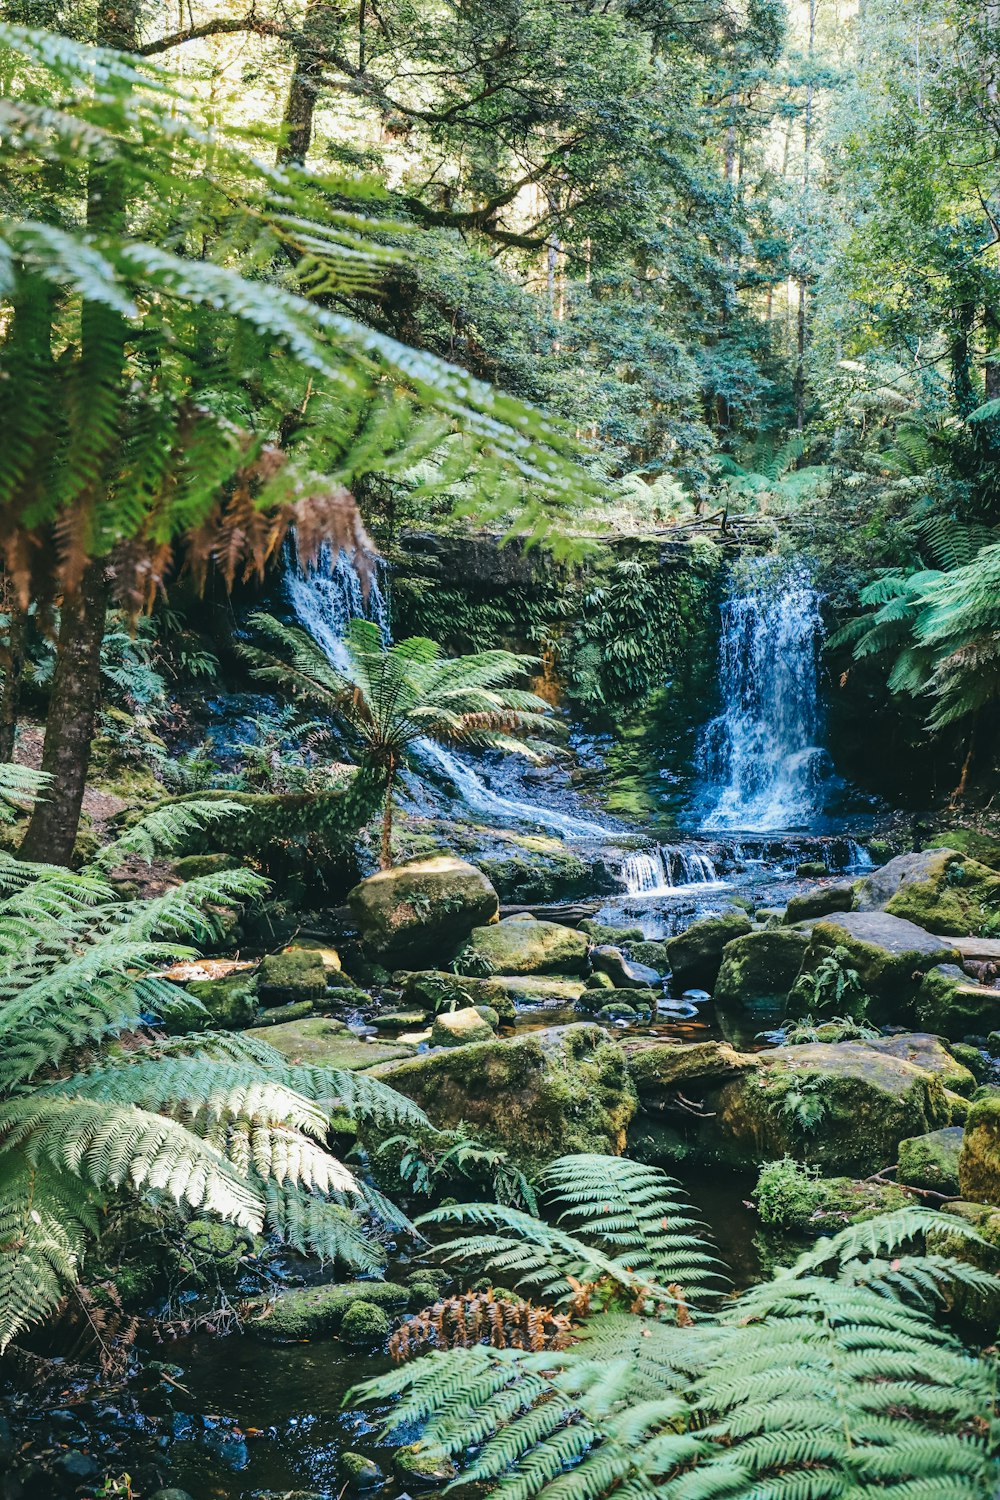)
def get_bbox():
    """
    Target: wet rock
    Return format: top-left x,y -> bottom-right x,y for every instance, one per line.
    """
149,1491 -> 197,1500
455,916 -> 588,976
429,1006 -> 496,1047
959,1094 -> 1000,1205
247,1016 -> 415,1070
856,847 -> 1000,936
709,1039 -> 952,1173
596,1001 -> 638,1021
55,1452 -> 101,1481
494,975 -> 587,1005
581,987 -> 653,1017
580,920 -> 645,945
349,857 -> 499,966
374,1024 -> 635,1164
898,1126 -> 964,1194
791,912 -> 959,1021
339,1452 -> 385,1492
591,944 -> 660,988
914,964 -> 1000,1039
251,1280 -> 408,1341
713,928 -> 811,1012
374,1008 -> 429,1034
796,861 -> 828,878
625,939 -> 671,971
585,970 -> 616,992
665,912 -> 753,991
255,998 -> 315,1026
784,883 -> 855,923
